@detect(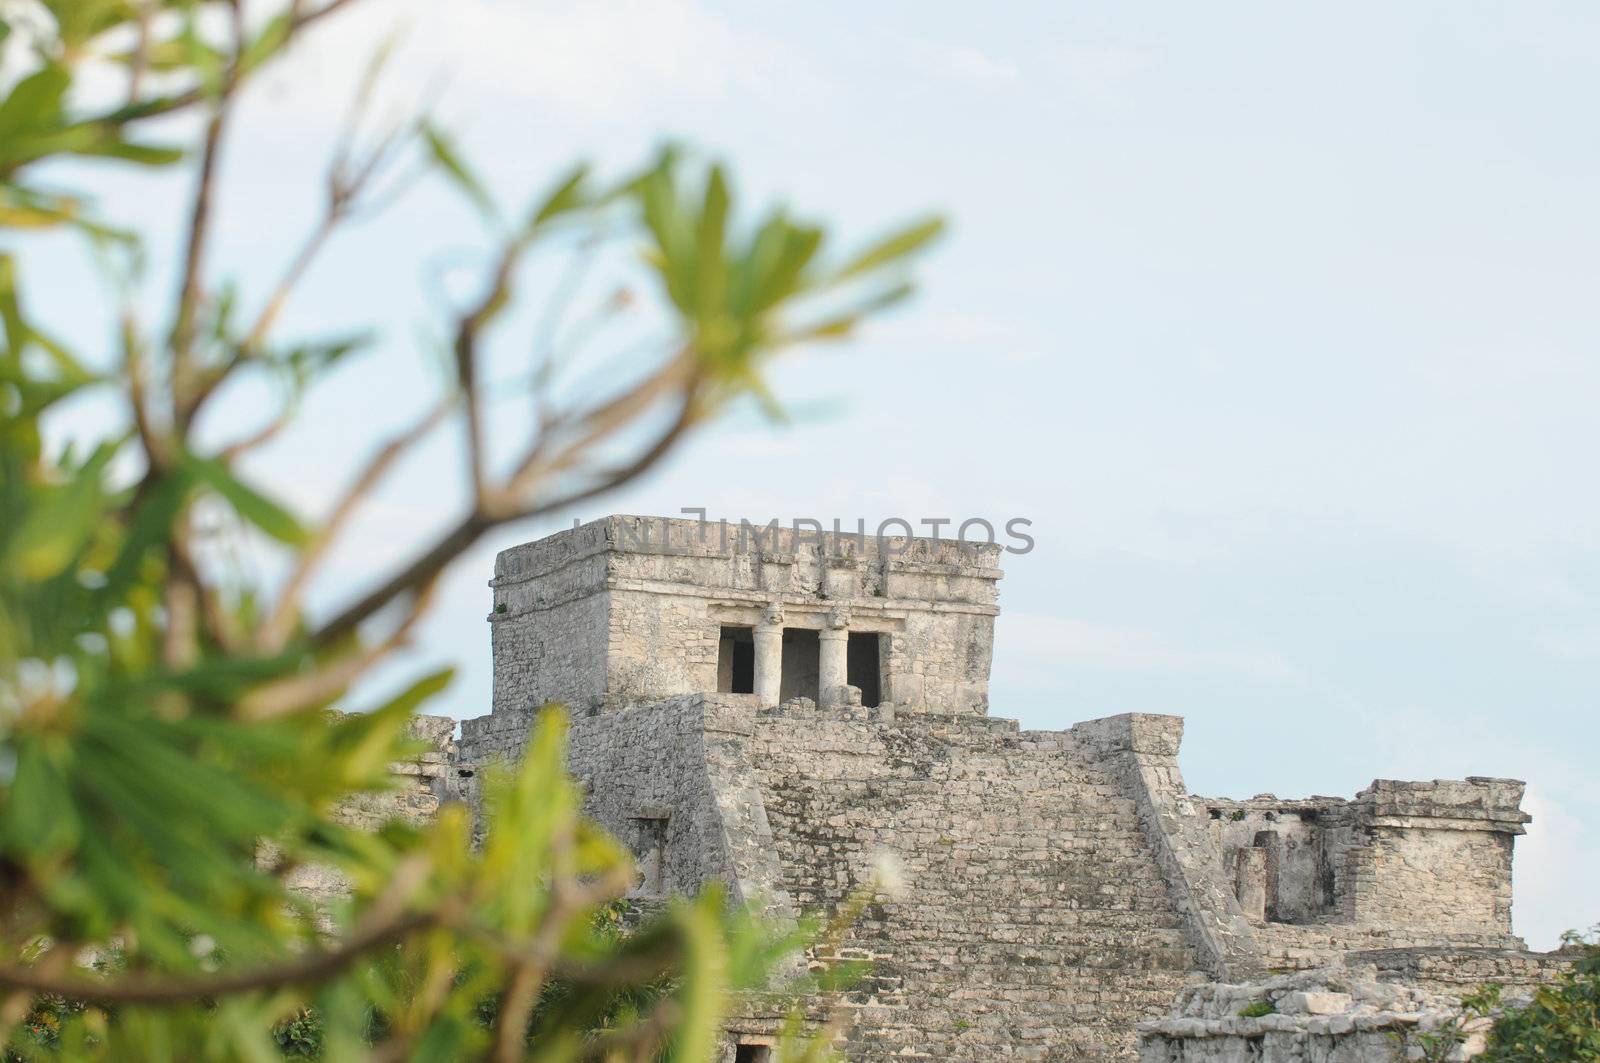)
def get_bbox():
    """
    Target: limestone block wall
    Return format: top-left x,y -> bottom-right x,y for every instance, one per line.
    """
1137,965 -> 1497,1063
734,706 -> 1203,1062
1341,779 -> 1527,936
1204,796 -> 1355,924
489,575 -> 610,717
1074,714 -> 1261,982
1349,946 -> 1577,999
604,588 -> 722,704
1201,778 -> 1527,945
458,693 -> 792,912
487,516 -> 1002,718
564,694 -> 792,908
